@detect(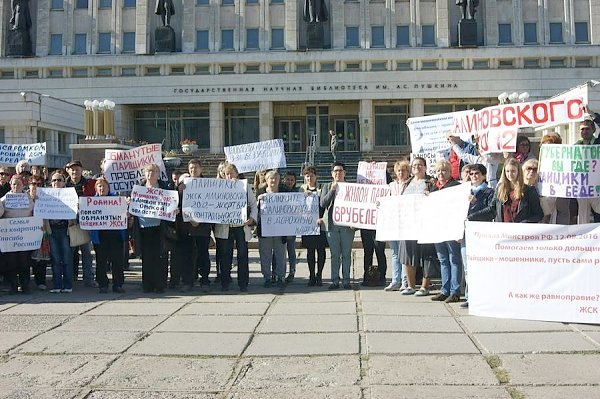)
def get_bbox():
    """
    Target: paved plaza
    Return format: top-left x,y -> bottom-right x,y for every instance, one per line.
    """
0,248 -> 599,399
